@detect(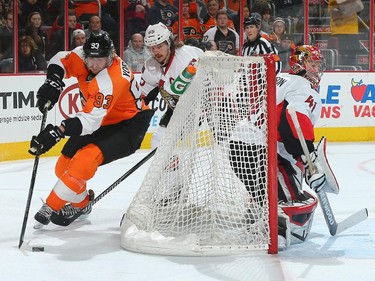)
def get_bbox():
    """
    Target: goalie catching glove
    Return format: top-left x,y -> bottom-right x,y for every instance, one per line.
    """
37,74 -> 65,113
29,124 -> 64,155
302,136 -> 339,194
